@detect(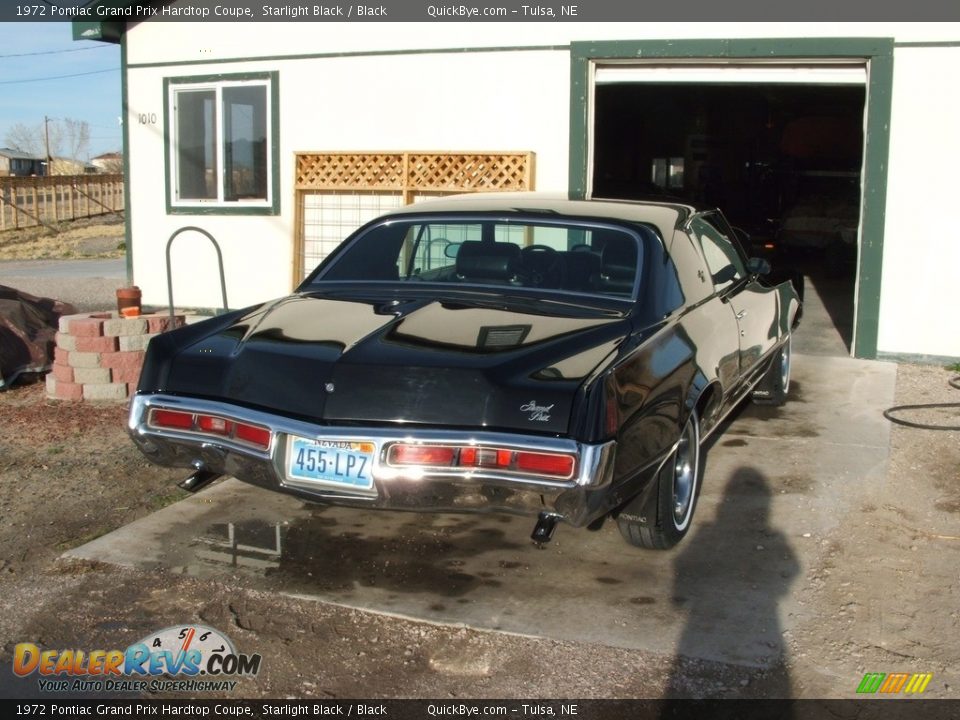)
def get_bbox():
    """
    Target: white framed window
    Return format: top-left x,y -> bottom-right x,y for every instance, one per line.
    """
165,72 -> 278,214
